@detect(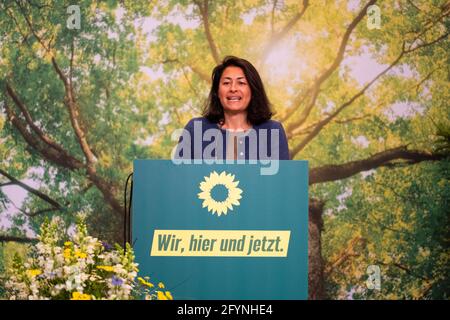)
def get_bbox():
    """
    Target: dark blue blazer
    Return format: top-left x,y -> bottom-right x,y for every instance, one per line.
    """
176,117 -> 290,160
